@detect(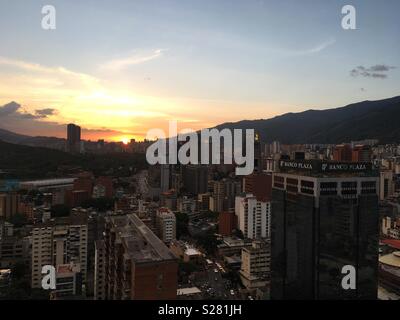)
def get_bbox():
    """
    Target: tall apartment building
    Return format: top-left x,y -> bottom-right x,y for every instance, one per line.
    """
235,194 -> 271,239
31,215 -> 88,289
243,172 -> 272,202
66,123 -> 81,153
182,165 -> 208,195
94,240 -> 106,300
380,169 -> 395,200
210,180 -> 225,213
156,208 -> 176,244
271,160 -> 379,300
333,144 -> 372,162
333,144 -> 353,162
219,211 -> 237,236
160,164 -> 171,192
51,263 -> 82,300
0,192 -> 20,220
240,240 -> 270,290
104,214 -> 178,300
